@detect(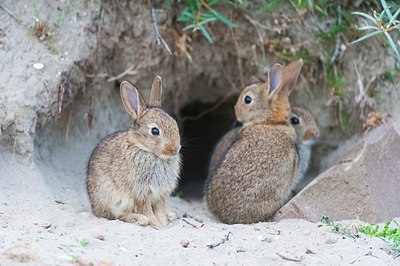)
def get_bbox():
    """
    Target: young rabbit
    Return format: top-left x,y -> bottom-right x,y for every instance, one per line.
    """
206,62 -> 303,224
290,106 -> 319,189
207,107 -> 318,184
87,76 -> 181,227
206,59 -> 303,186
